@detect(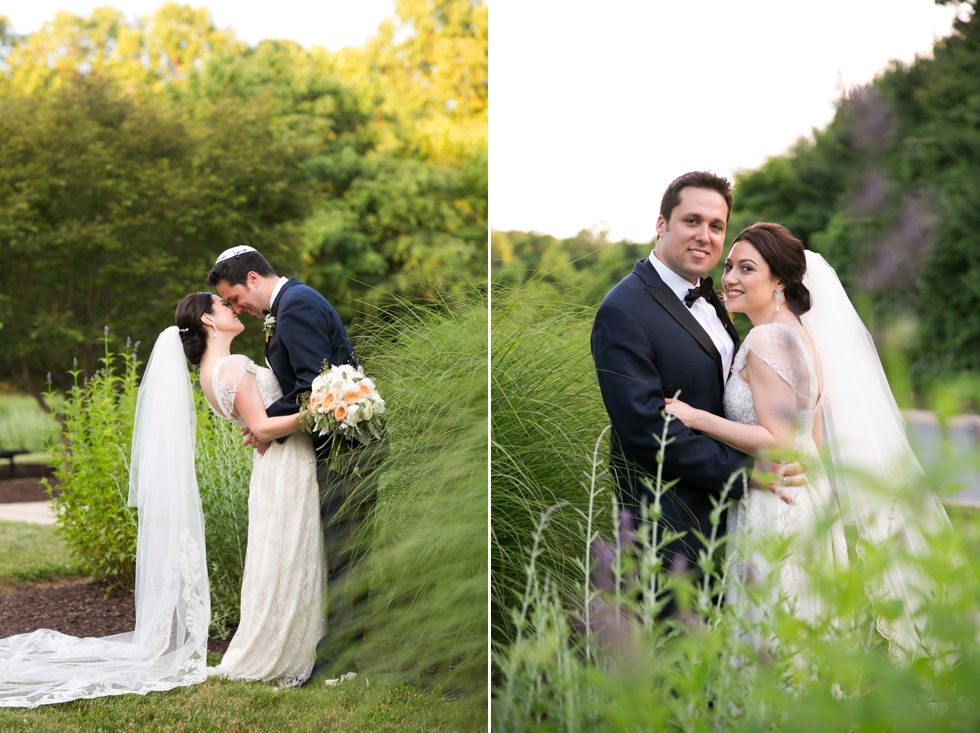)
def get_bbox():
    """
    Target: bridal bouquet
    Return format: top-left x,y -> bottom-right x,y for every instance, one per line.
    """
300,363 -> 386,447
